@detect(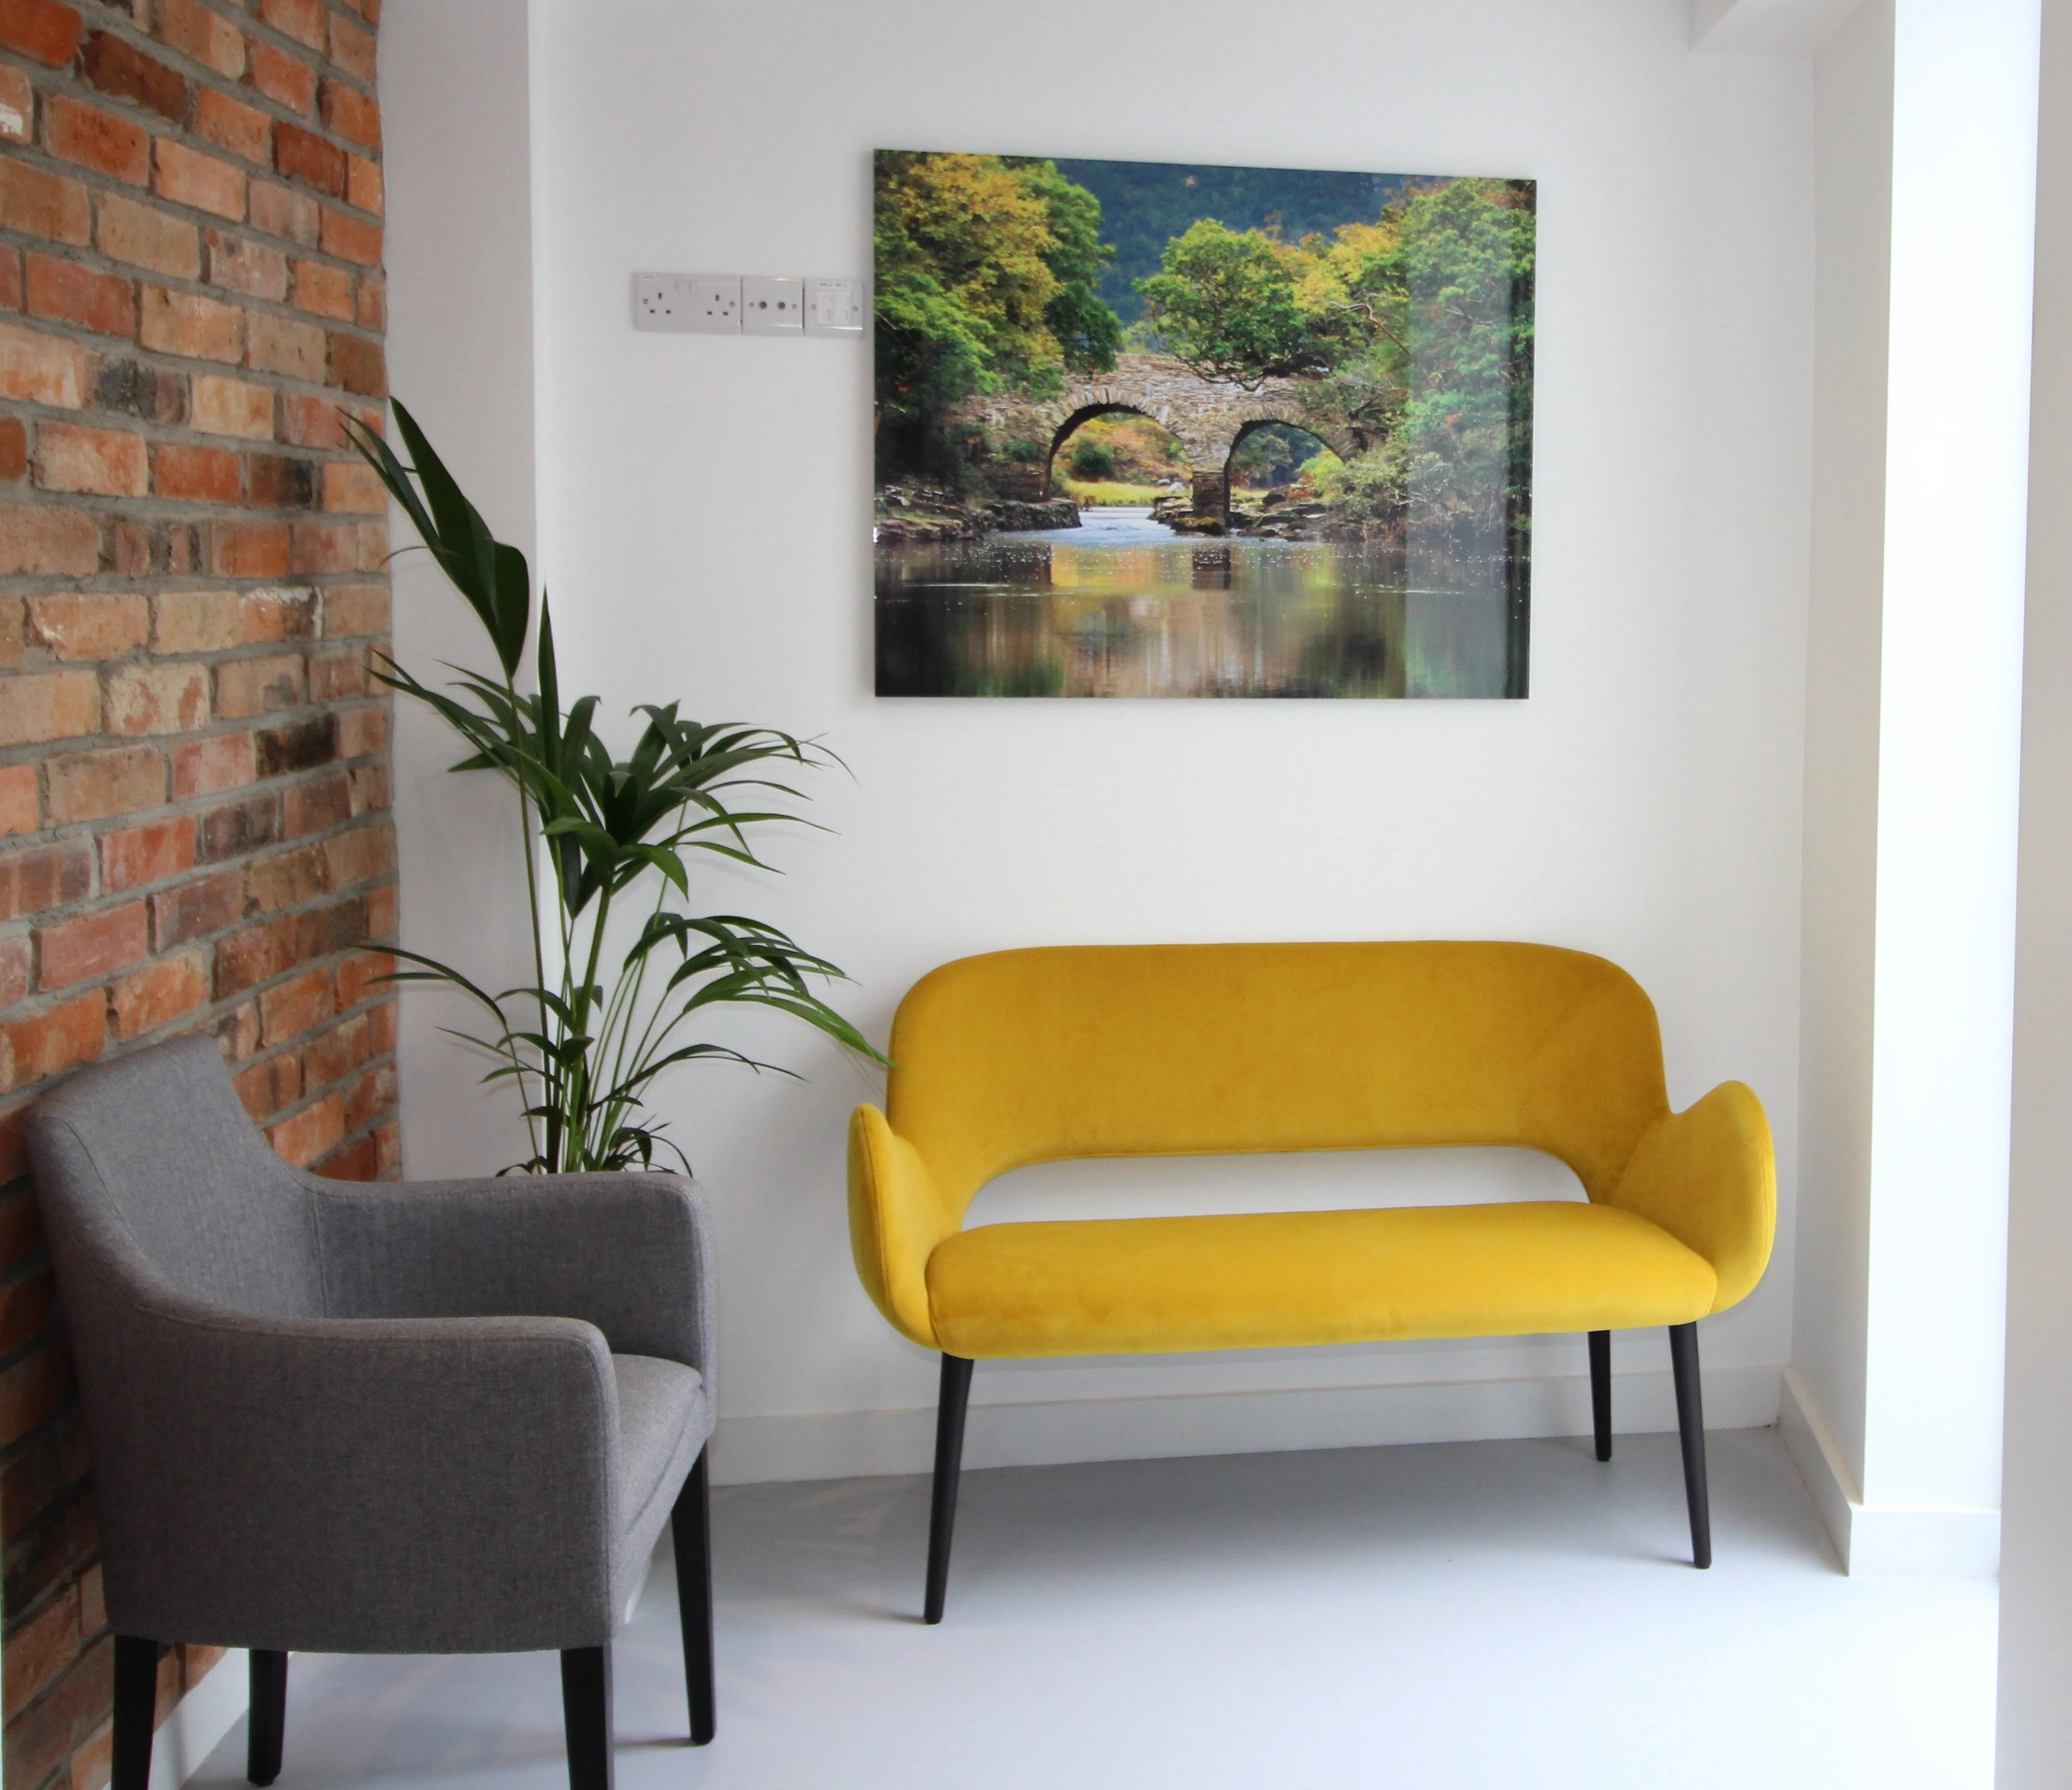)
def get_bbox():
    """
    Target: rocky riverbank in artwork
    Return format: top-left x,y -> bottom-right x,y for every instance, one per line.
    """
873,486 -> 1080,543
